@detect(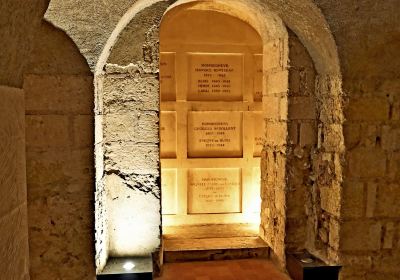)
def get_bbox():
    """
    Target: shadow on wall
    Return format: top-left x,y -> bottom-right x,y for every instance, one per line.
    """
23,20 -> 96,280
